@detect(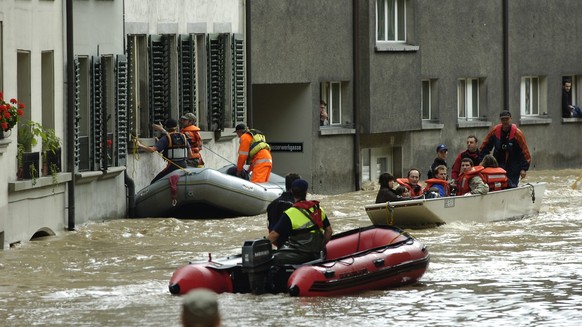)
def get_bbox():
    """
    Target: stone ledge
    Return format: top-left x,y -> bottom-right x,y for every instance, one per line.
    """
422,121 -> 444,130
375,43 -> 419,52
519,117 -> 552,125
8,172 -> 72,192
562,117 -> 582,123
456,120 -> 492,129
319,126 -> 356,136
0,137 -> 12,155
